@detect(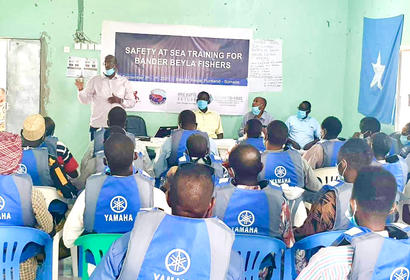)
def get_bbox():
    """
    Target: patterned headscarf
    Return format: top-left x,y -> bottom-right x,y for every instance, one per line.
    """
0,132 -> 23,175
